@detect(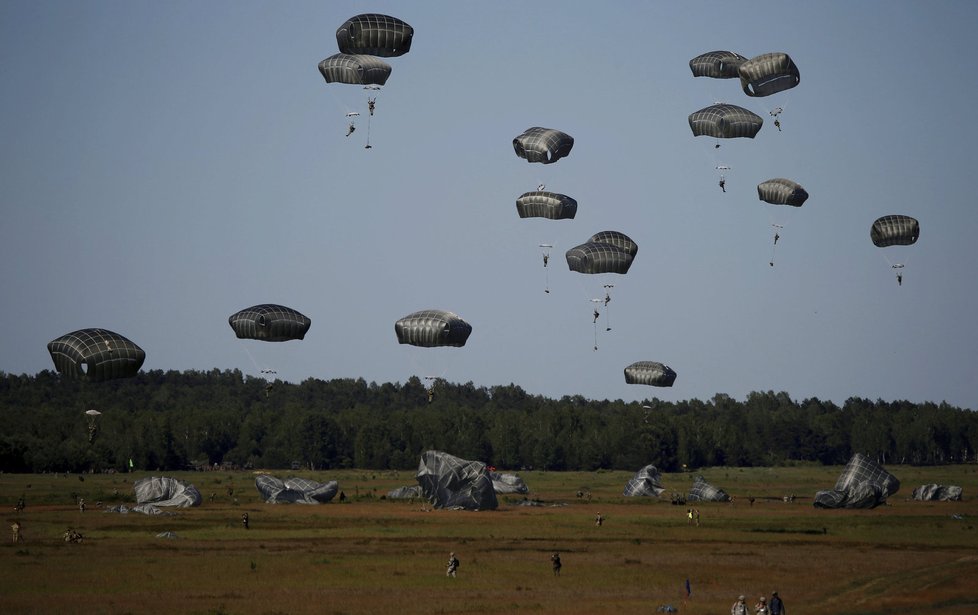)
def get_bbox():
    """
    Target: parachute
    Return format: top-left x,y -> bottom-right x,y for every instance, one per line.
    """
387,485 -> 423,499
134,477 -> 202,509
757,178 -> 809,207
623,464 -> 665,497
513,127 -> 574,164
813,453 -> 900,509
688,104 -> 763,139
911,484 -> 963,501
47,328 -> 145,382
516,191 -> 578,220
84,409 -> 102,444
255,476 -> 339,504
318,53 -> 392,86
689,51 -> 748,79
624,361 -> 677,387
490,472 -> 529,494
565,231 -> 637,275
687,475 -> 731,502
416,450 -> 498,510
871,215 -> 920,247
738,52 -> 800,97
395,309 -> 472,348
229,304 -> 311,342
336,14 -> 414,58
